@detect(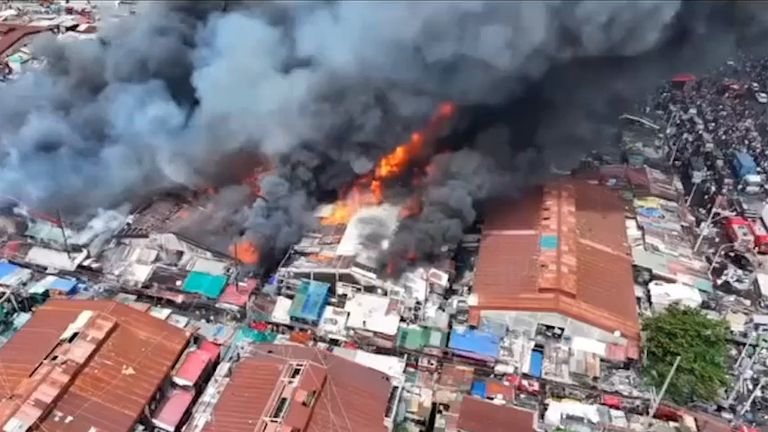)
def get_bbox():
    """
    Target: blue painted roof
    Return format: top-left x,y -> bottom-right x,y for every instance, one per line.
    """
49,277 -> 78,294
449,328 -> 500,359
0,262 -> 19,279
540,235 -> 559,250
289,280 -> 330,322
